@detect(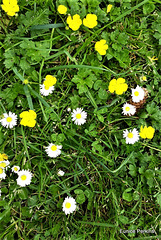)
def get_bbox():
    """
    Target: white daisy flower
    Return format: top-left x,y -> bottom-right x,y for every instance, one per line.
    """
16,170 -> 32,187
40,84 -> 55,96
57,169 -> 65,176
0,112 -> 17,128
123,128 -> 139,144
11,165 -> 20,173
71,108 -> 87,125
0,167 -> 6,179
131,85 -> 145,103
62,196 -> 77,215
45,143 -> 62,158
0,160 -> 10,170
122,103 -> 136,116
